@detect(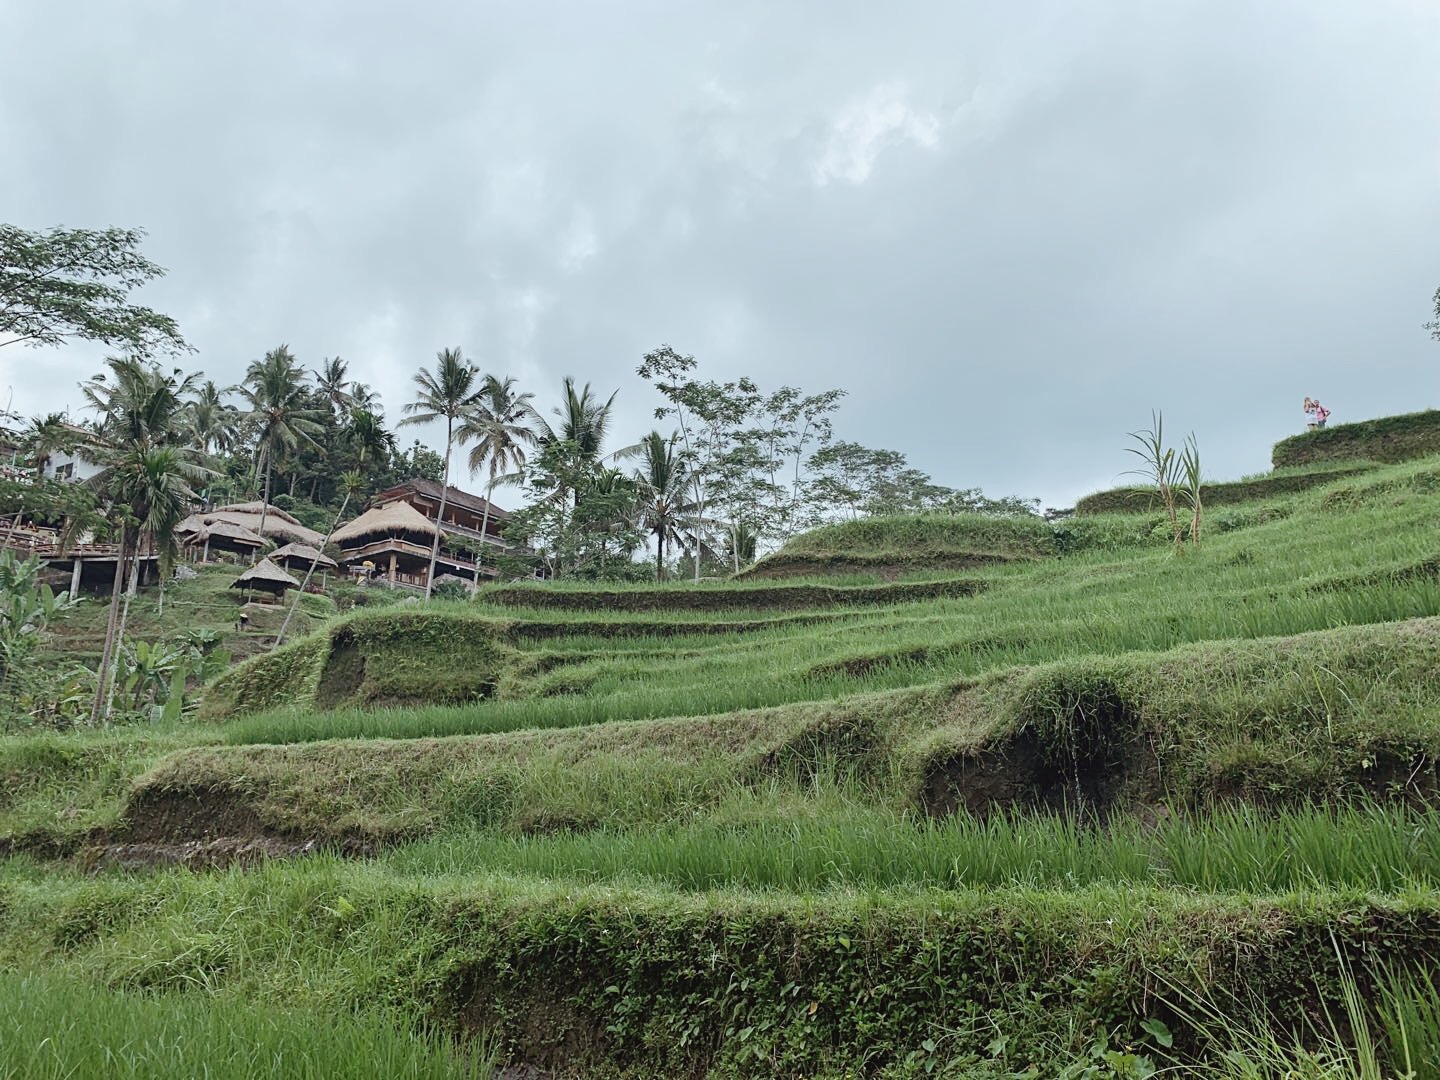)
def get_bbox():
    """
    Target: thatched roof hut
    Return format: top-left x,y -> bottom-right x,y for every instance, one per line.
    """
331,500 -> 438,546
230,557 -> 300,600
270,541 -> 337,573
182,517 -> 267,558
